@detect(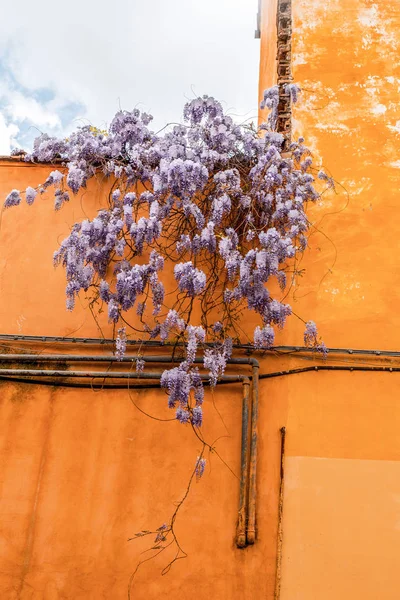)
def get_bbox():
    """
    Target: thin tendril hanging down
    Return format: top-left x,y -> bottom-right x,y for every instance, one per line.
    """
4,87 -> 330,427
